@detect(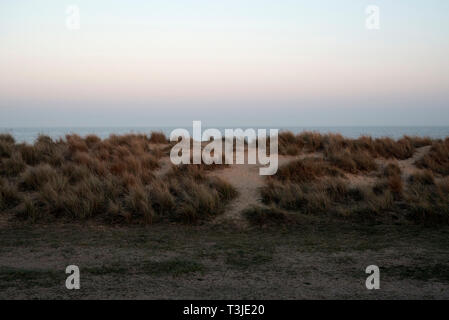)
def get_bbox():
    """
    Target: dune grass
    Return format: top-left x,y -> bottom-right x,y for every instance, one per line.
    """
277,131 -> 431,159
0,133 -> 237,224
259,157 -> 449,225
254,132 -> 449,225
416,138 -> 449,175
1,131 -> 448,226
